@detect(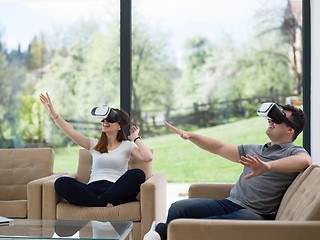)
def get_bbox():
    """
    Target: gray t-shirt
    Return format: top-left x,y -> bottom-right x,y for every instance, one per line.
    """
227,142 -> 308,216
